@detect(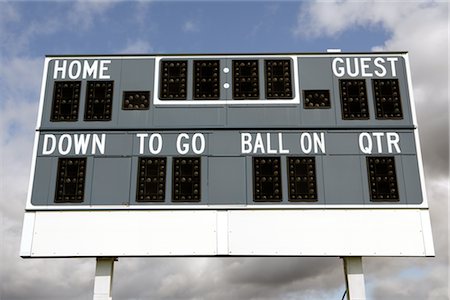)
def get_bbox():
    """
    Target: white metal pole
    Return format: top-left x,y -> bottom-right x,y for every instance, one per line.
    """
343,257 -> 366,300
93,257 -> 116,300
